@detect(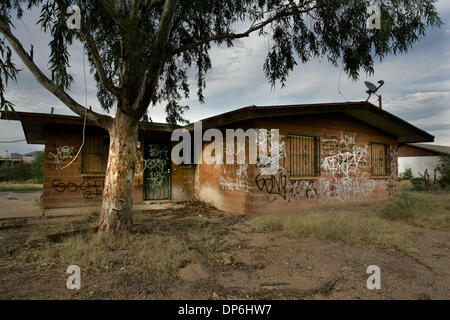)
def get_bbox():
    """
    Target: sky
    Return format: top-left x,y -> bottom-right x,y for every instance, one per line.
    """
0,1 -> 449,155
